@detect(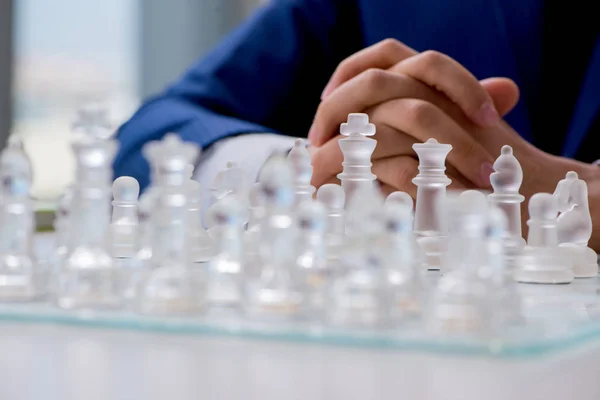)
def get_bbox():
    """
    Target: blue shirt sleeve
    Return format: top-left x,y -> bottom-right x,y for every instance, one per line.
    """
113,0 -> 361,190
